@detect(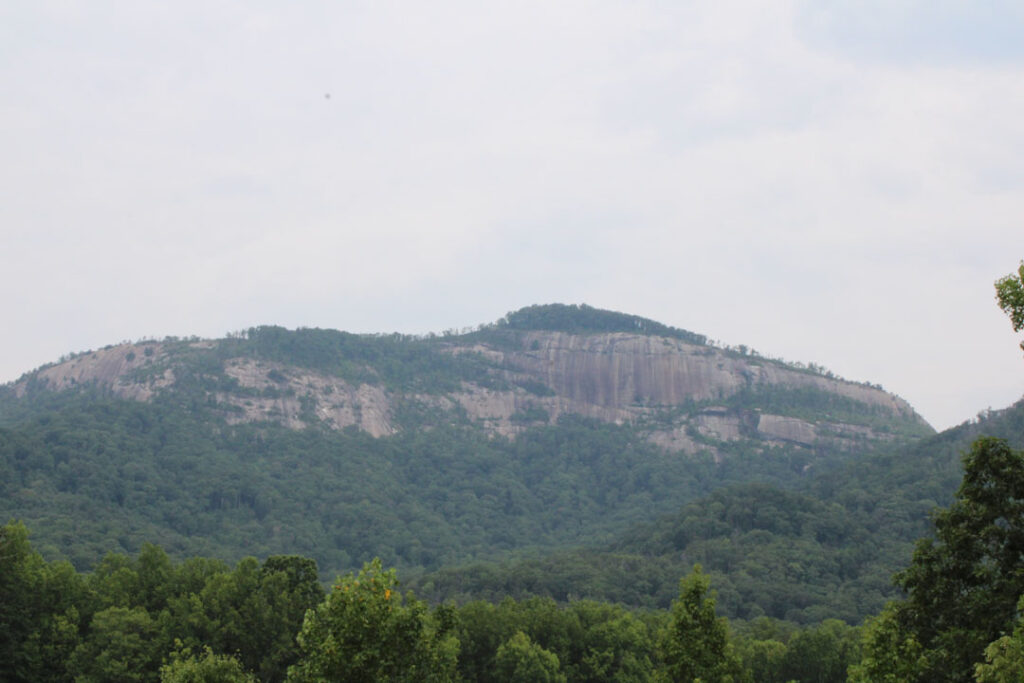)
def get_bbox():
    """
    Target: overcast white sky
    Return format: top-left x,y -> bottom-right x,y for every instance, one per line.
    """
3,1 -> 1023,431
